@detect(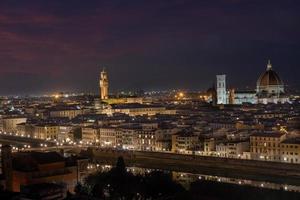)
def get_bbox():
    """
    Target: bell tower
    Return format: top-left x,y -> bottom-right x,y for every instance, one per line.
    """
216,74 -> 227,104
99,68 -> 109,100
